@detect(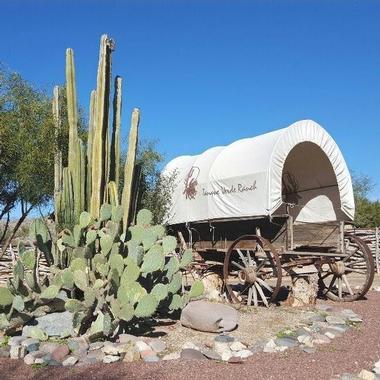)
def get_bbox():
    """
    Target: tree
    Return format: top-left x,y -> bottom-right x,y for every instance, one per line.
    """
352,172 -> 380,228
0,66 -> 86,252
